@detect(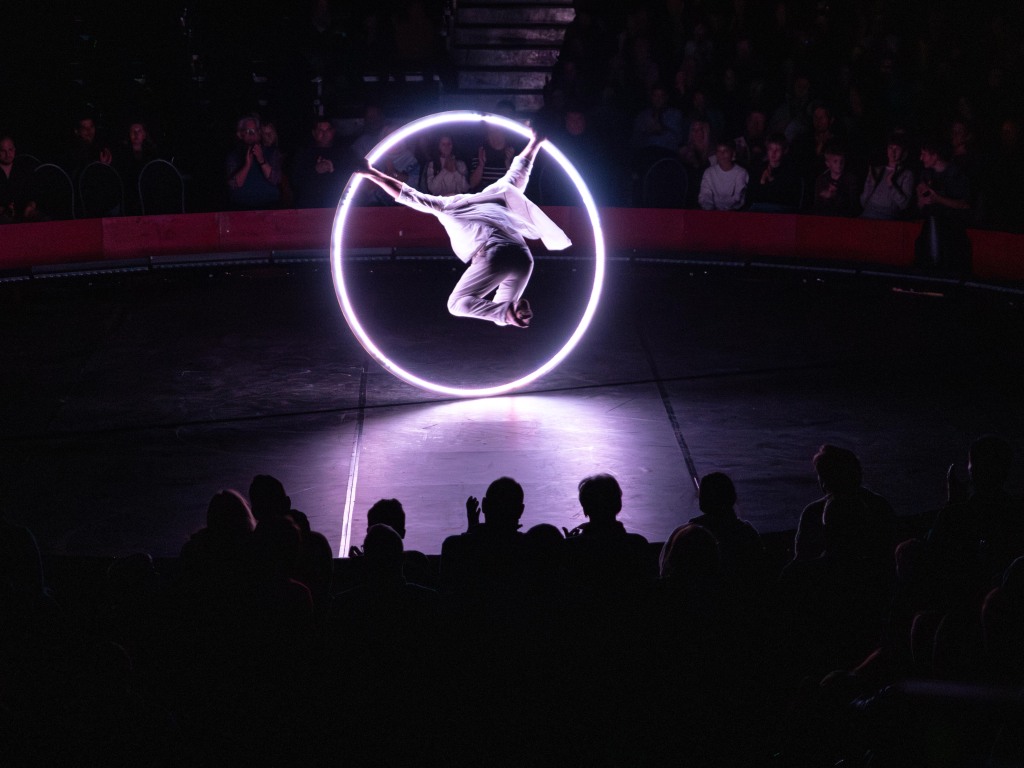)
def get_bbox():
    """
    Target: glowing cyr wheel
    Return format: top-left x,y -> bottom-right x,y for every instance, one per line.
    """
330,110 -> 605,398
